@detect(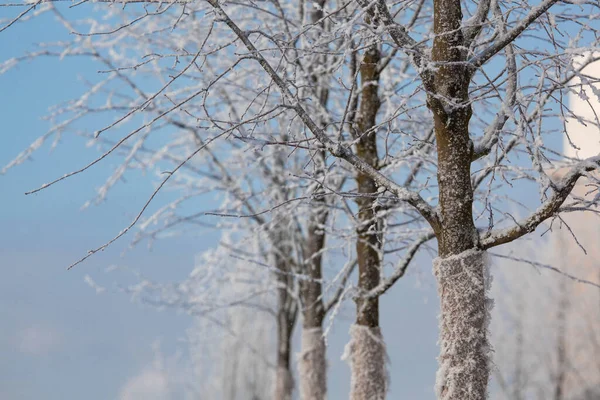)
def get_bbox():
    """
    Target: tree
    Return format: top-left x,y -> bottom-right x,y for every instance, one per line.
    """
200,3 -> 599,399
491,236 -> 600,400
492,161 -> 600,399
116,235 -> 278,400
1,4 -> 357,399
2,0 -> 600,399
